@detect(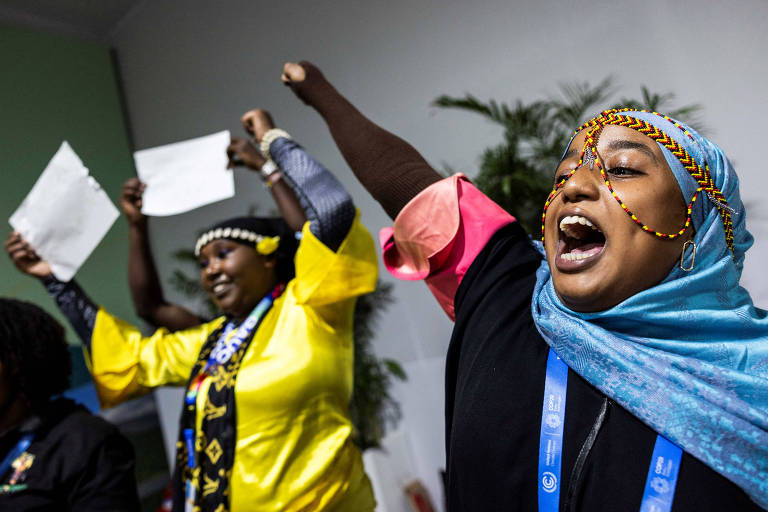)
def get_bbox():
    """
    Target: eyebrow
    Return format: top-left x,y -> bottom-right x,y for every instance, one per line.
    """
561,147 -> 578,161
558,139 -> 659,169
603,139 -> 659,163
